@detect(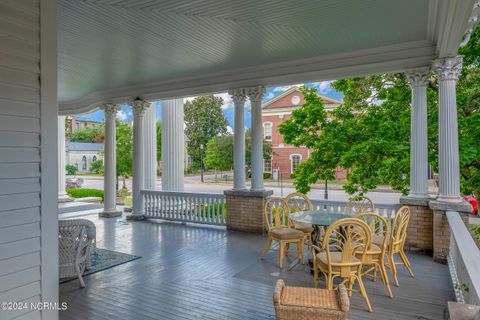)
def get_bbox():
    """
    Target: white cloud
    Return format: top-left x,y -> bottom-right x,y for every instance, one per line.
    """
116,110 -> 128,121
272,85 -> 291,93
226,125 -> 233,134
311,81 -> 332,94
265,92 -> 275,100
215,92 -> 233,110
